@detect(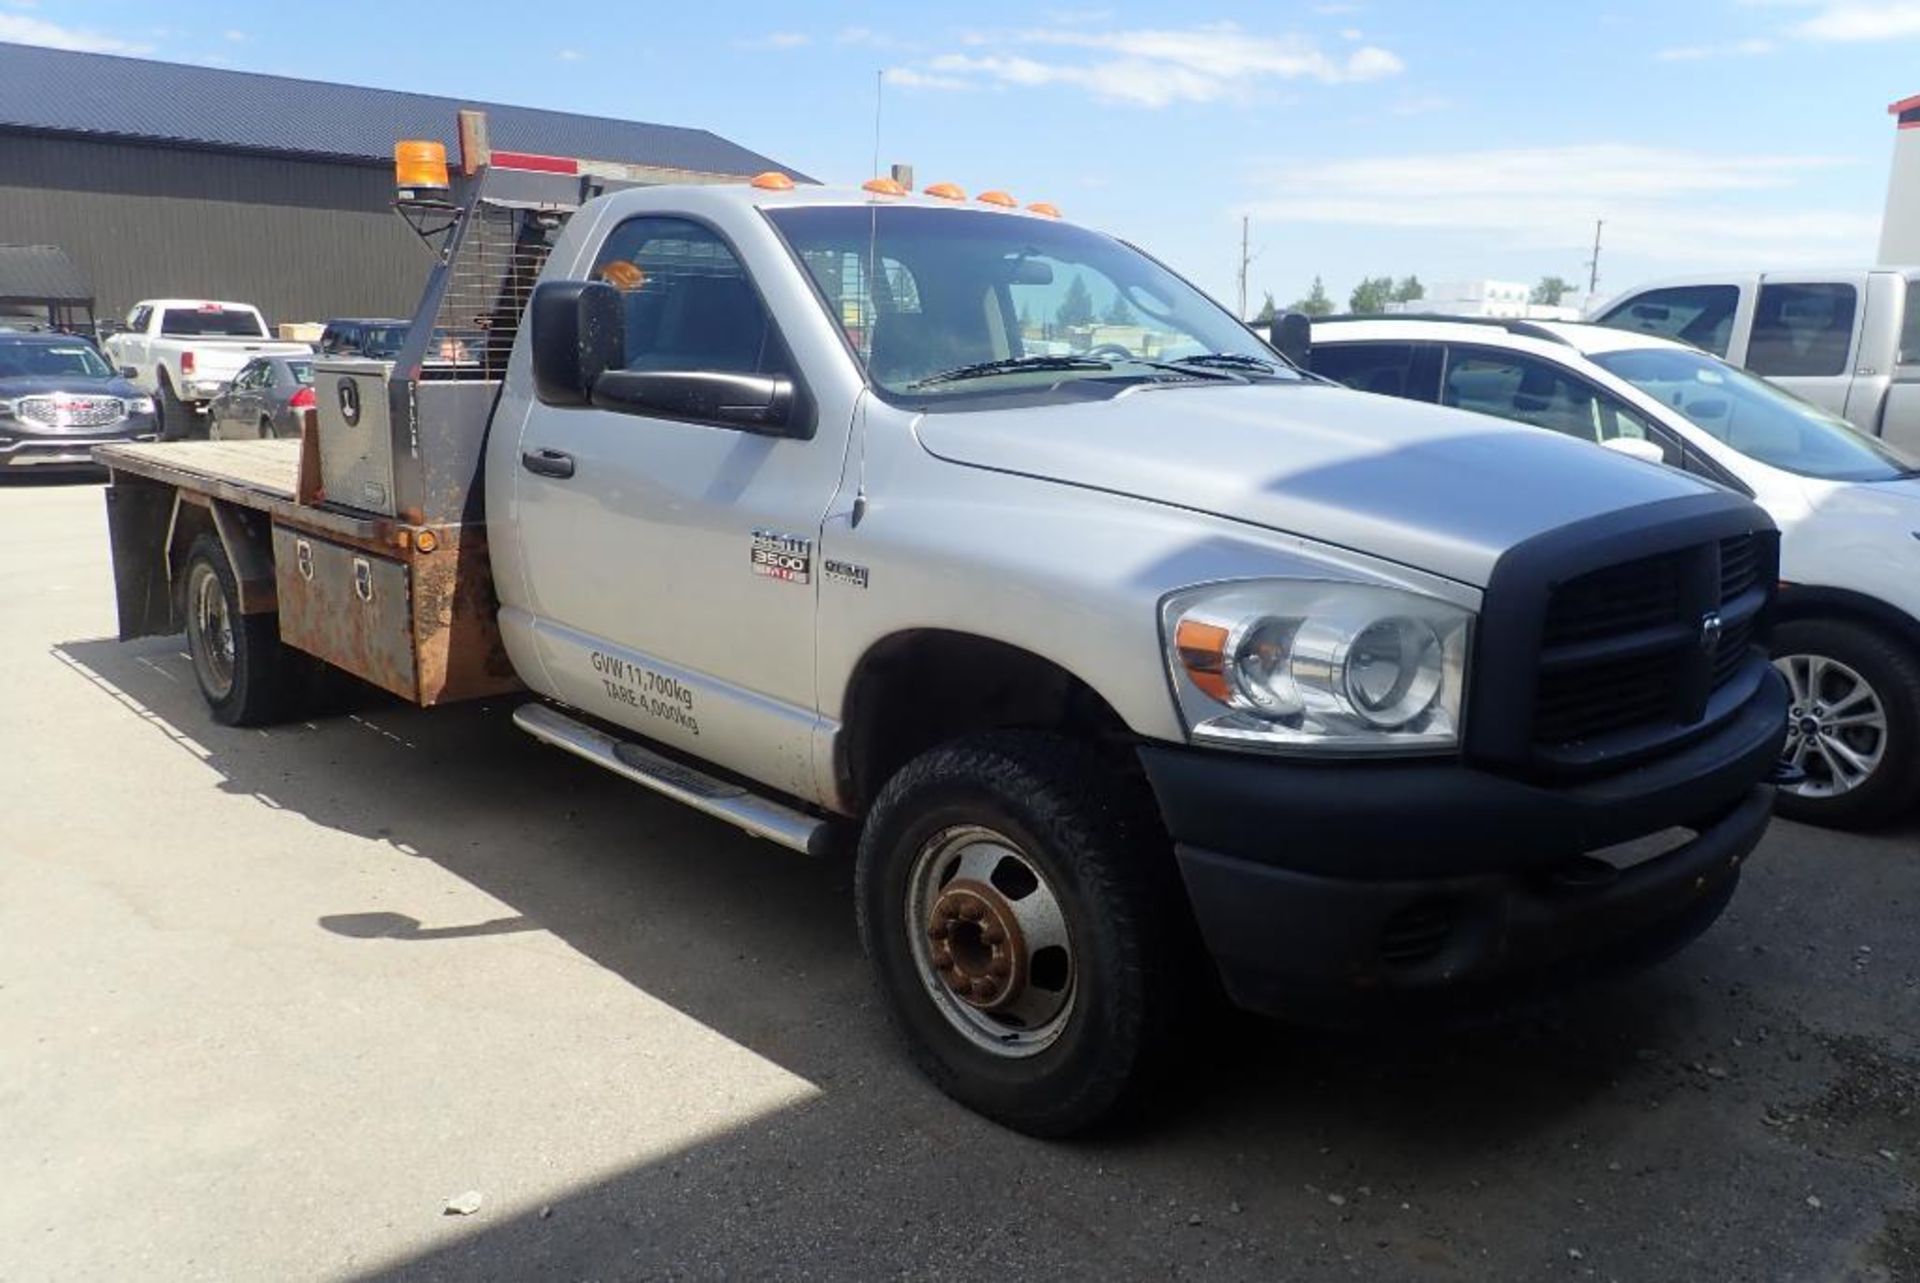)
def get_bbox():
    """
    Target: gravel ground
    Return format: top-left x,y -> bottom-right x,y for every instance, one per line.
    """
1,475 -> 1915,1282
